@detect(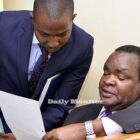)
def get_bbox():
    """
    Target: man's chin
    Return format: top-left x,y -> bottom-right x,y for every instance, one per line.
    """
47,48 -> 60,53
102,99 -> 115,108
